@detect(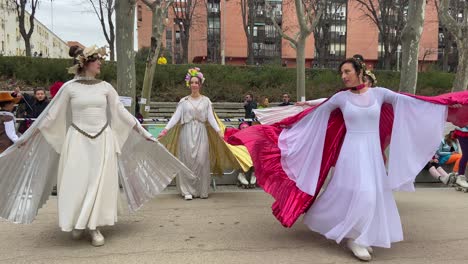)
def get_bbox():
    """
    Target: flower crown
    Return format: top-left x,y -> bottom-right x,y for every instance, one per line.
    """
185,67 -> 205,87
364,70 -> 378,84
68,45 -> 108,75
